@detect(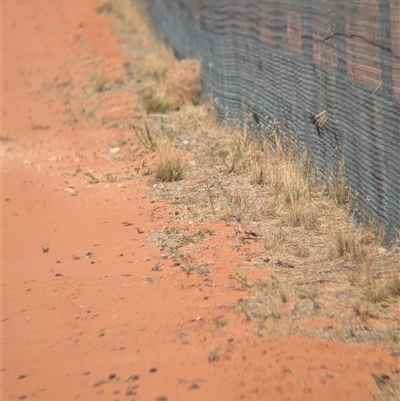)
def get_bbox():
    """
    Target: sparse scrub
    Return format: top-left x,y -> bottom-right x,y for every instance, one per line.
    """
108,0 -> 400,354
